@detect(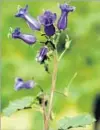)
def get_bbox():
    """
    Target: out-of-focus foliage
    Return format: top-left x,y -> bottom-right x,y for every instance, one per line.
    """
1,0 -> 100,130
57,114 -> 95,130
3,96 -> 34,116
